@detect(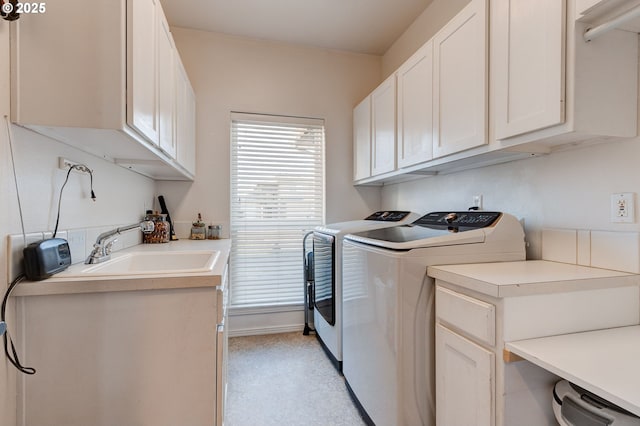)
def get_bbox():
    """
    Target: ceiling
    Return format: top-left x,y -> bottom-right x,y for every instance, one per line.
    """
158,0 -> 434,55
